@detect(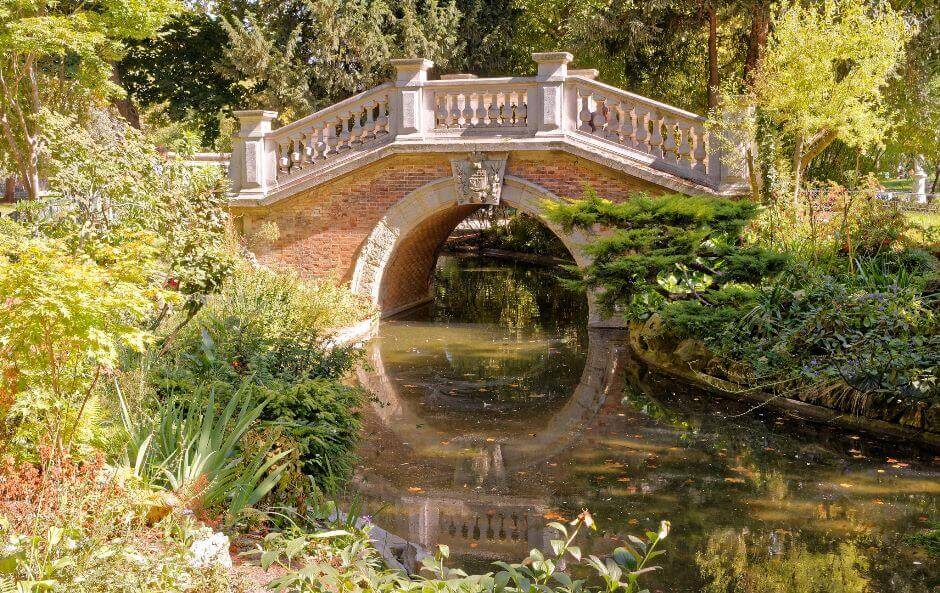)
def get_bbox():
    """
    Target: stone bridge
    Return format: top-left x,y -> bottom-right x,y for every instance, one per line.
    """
227,52 -> 748,323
